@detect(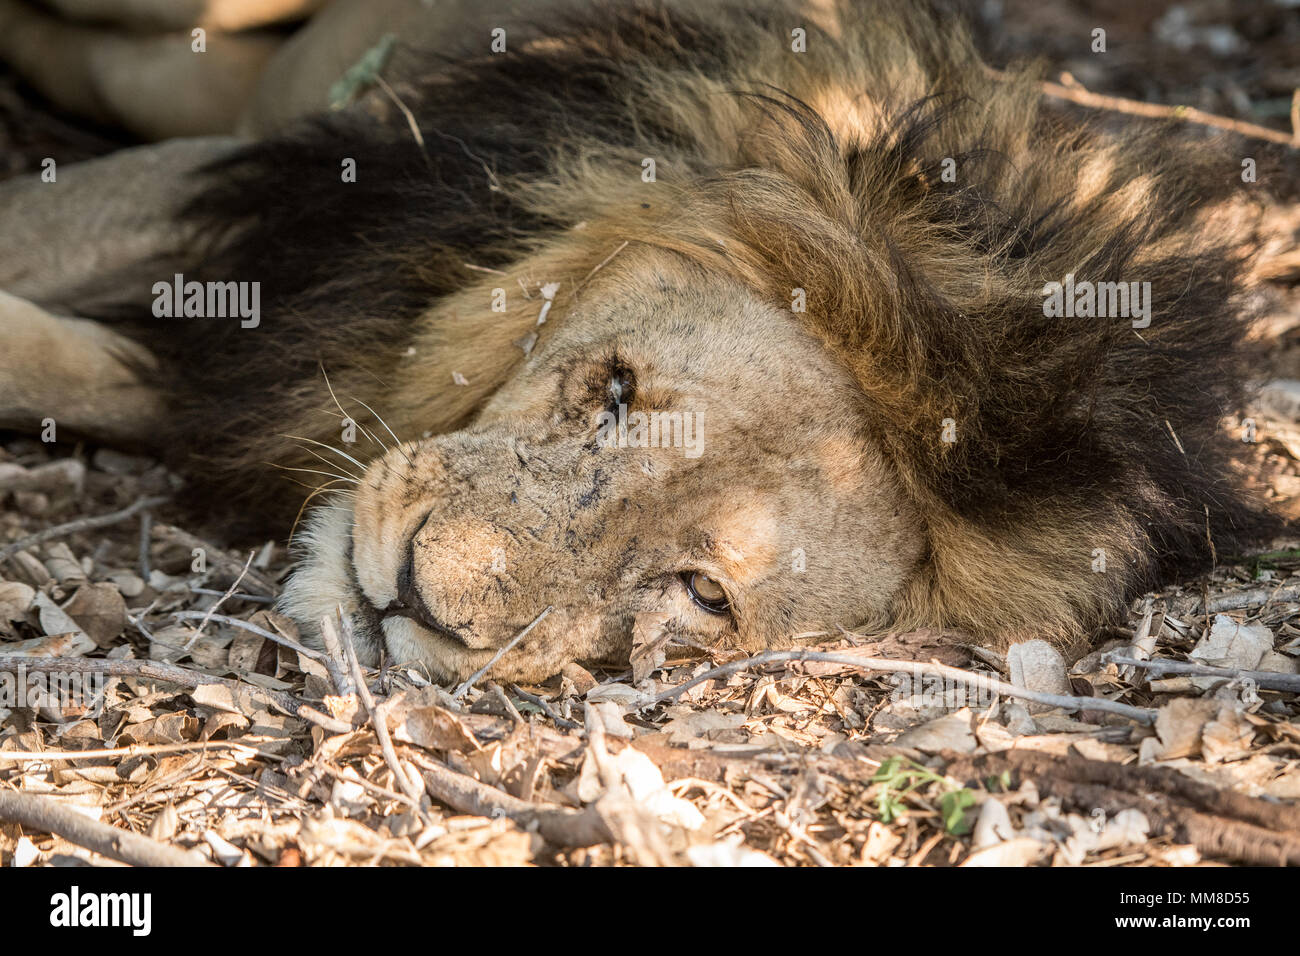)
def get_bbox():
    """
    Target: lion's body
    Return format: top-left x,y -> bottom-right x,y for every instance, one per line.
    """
0,0 -> 1271,680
